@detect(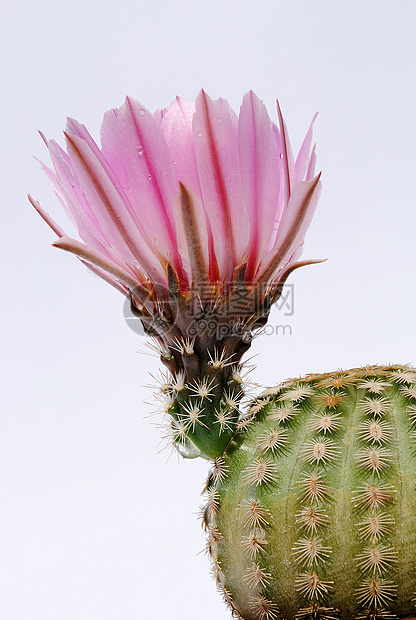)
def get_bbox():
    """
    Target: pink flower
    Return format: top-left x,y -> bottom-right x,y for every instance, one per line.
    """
30,90 -> 321,457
